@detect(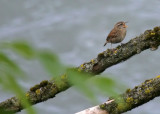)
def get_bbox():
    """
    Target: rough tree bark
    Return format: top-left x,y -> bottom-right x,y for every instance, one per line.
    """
76,75 -> 160,114
0,26 -> 160,113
